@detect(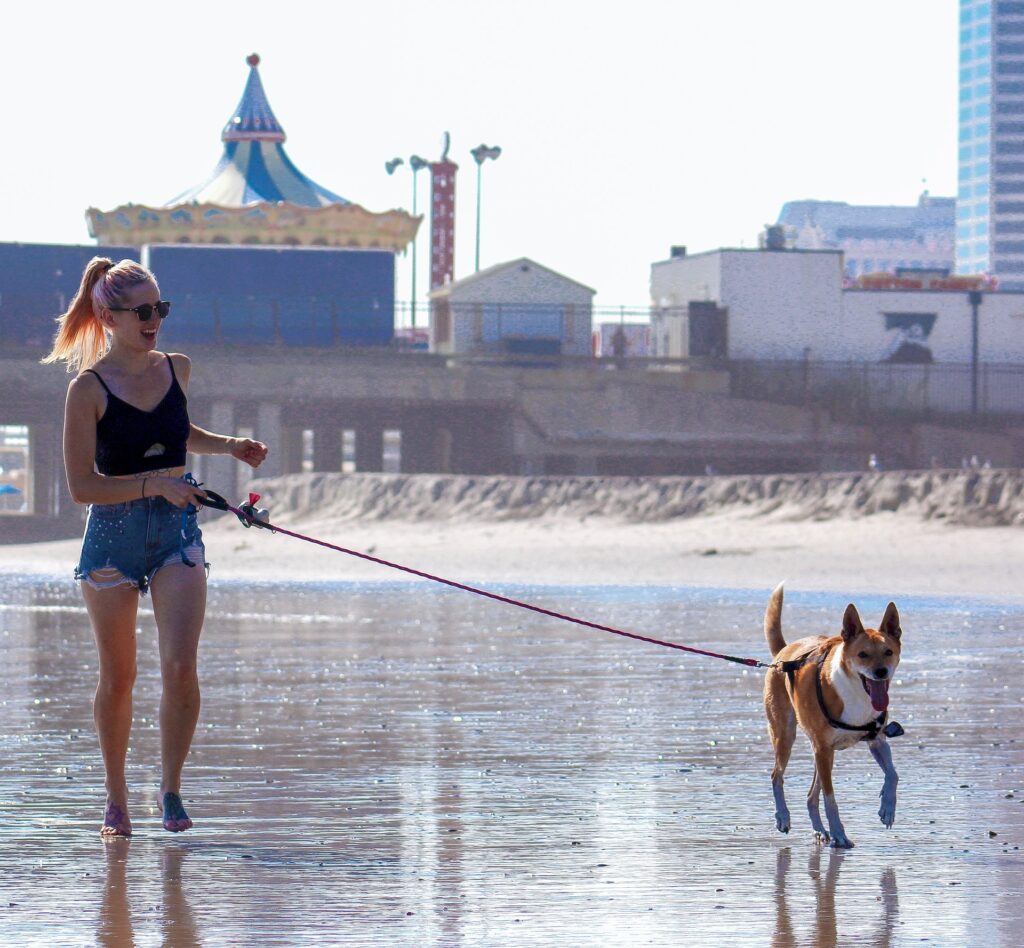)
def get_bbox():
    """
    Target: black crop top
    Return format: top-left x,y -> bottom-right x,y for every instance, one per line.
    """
84,354 -> 191,476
